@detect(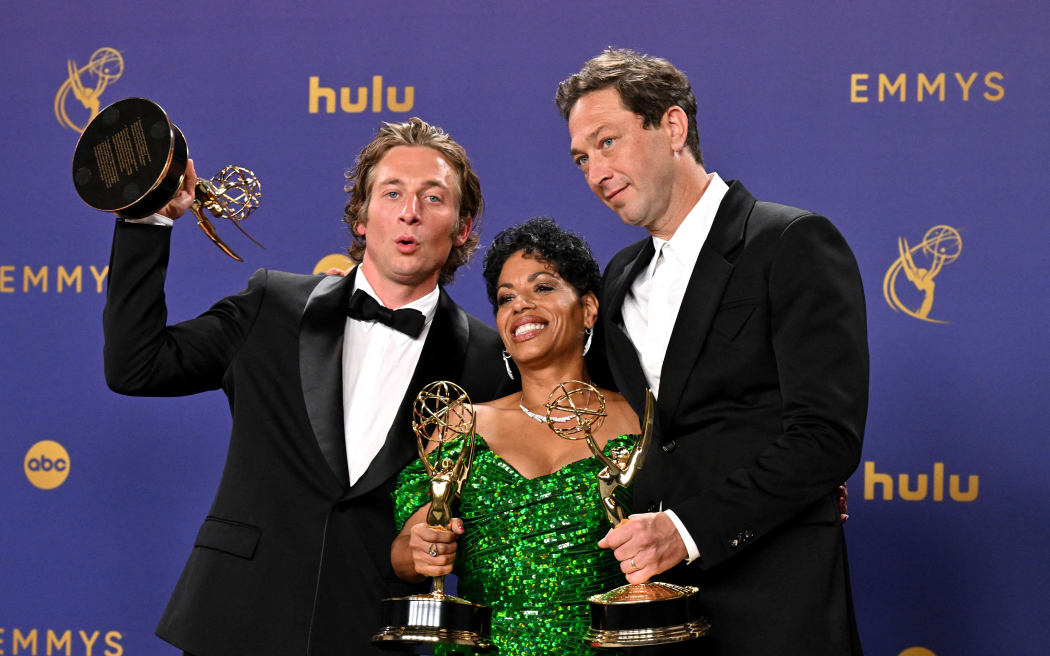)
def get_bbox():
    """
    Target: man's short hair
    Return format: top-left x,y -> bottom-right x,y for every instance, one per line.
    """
343,117 -> 483,285
555,47 -> 703,165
